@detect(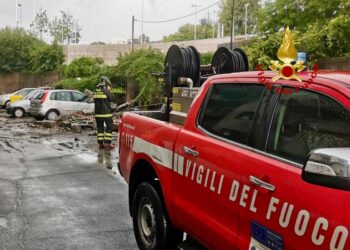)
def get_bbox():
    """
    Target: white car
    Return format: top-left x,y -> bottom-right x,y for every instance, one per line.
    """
6,89 -> 44,118
0,88 -> 36,109
29,89 -> 95,120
